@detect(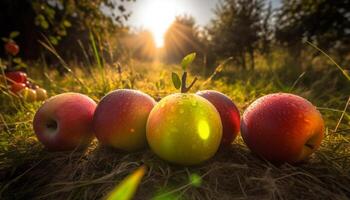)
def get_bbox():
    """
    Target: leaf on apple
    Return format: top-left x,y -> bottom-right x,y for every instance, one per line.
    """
181,52 -> 196,70
171,72 -> 181,89
106,166 -> 146,200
